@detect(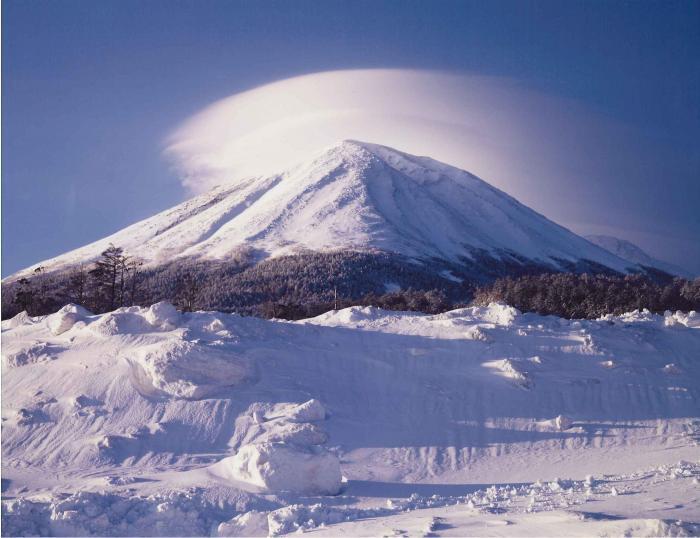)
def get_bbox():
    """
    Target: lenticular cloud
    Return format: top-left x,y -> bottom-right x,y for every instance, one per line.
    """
164,69 -> 609,197
164,68 -> 684,269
